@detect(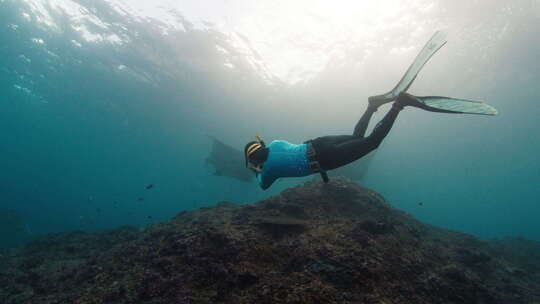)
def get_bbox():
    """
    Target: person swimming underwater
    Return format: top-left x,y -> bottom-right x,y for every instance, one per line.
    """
244,31 -> 497,190
245,93 -> 424,190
